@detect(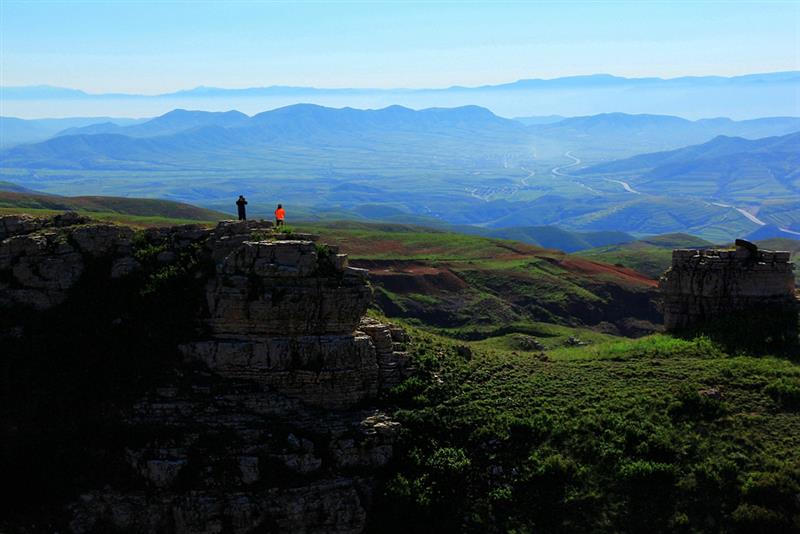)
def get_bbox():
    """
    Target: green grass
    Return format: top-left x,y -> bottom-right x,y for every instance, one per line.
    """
298,221 -> 660,339
577,233 -> 800,281
375,322 -> 800,532
0,191 -> 227,225
0,206 -> 218,228
576,233 -> 715,279
298,222 -> 544,261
